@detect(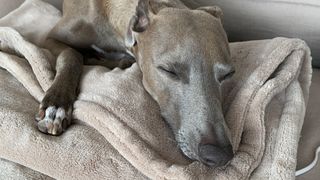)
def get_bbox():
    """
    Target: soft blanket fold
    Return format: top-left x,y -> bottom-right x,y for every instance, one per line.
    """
0,0 -> 312,179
